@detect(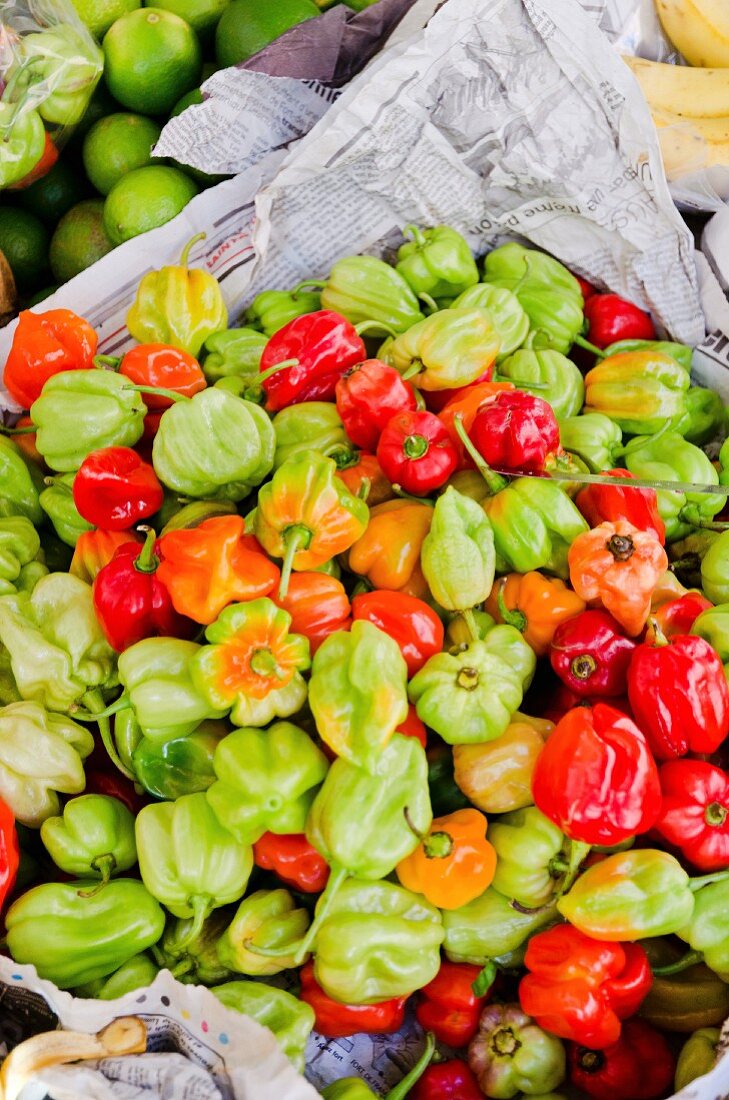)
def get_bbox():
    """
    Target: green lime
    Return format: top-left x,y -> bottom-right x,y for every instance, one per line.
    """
83,113 -> 162,196
103,165 -> 198,245
103,9 -> 202,116
26,285 -> 60,307
49,199 -> 115,282
170,88 -> 203,116
0,207 -> 50,293
71,0 -> 141,39
17,161 -> 89,225
149,0 -> 230,37
215,0 -> 319,68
